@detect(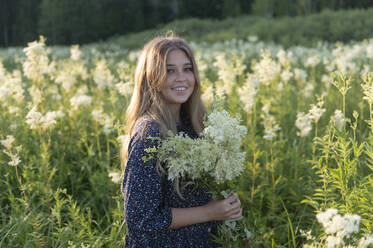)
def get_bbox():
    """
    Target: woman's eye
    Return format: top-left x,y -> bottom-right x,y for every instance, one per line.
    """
185,67 -> 193,72
167,68 -> 174,73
